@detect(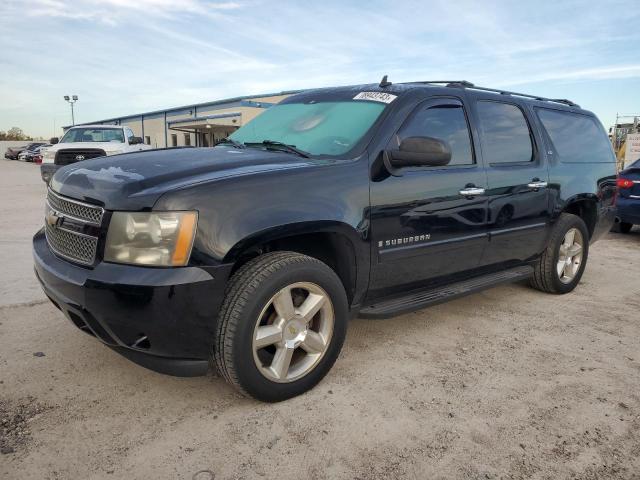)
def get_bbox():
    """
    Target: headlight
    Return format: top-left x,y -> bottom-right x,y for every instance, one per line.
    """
104,211 -> 198,267
43,150 -> 55,161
